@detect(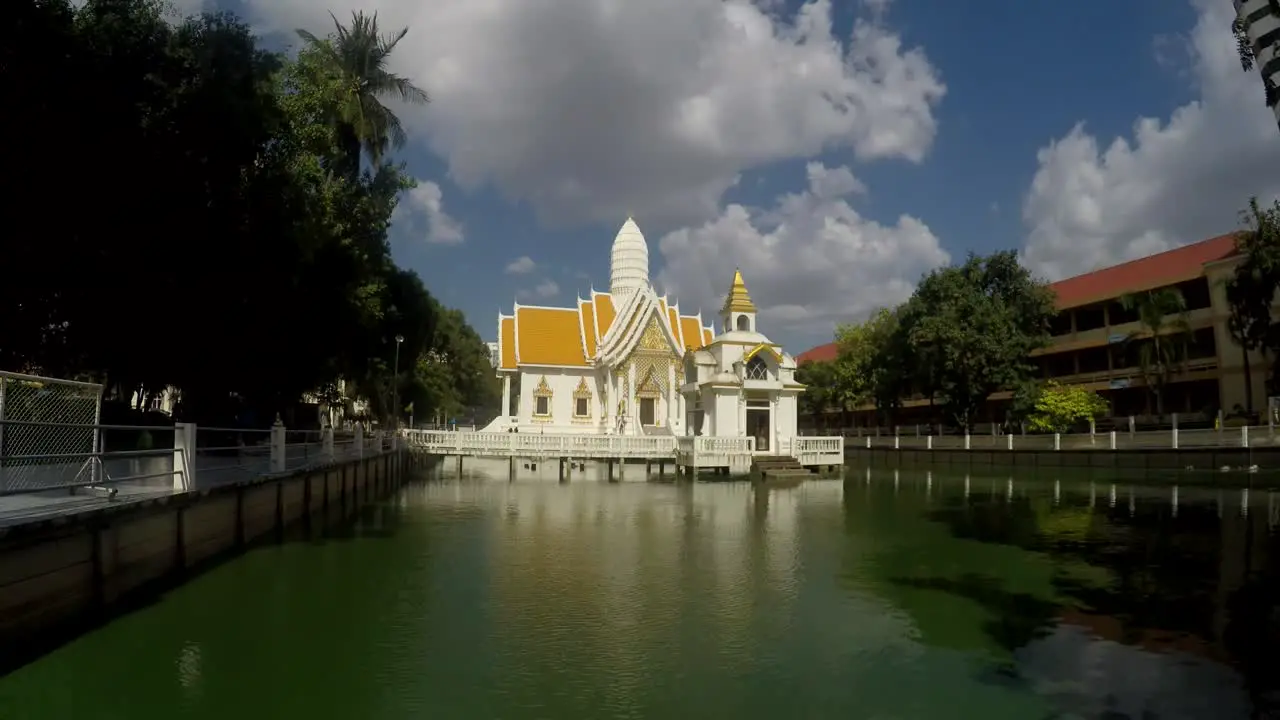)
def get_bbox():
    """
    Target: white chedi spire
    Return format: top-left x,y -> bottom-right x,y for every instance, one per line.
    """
609,216 -> 650,300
